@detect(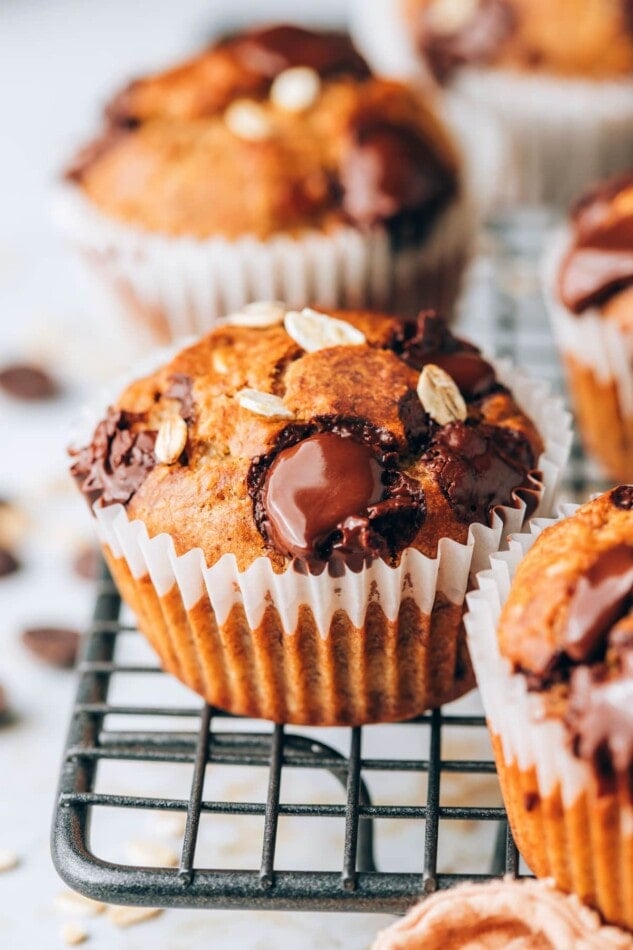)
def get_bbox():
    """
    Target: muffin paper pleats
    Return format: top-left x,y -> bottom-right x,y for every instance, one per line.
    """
53,184 -> 474,345
465,511 -> 633,930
